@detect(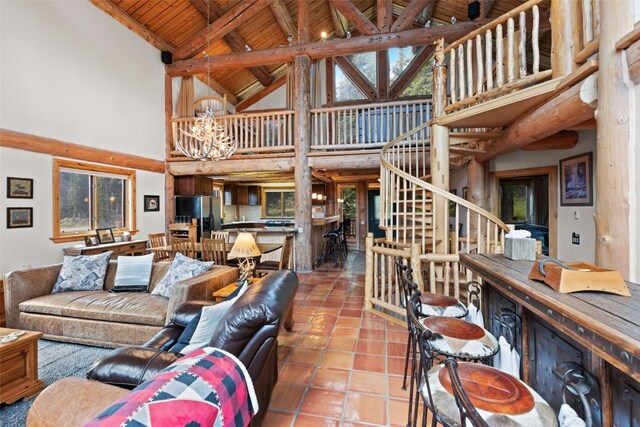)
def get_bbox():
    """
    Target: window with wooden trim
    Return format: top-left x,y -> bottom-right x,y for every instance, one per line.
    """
52,159 -> 136,243
262,188 -> 295,218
